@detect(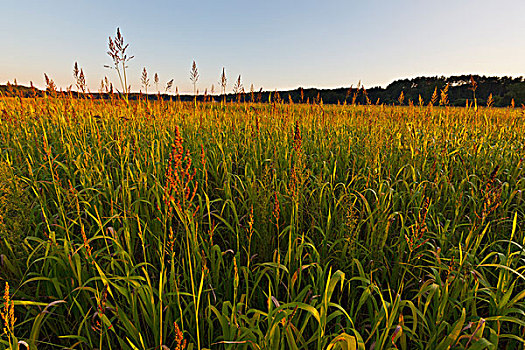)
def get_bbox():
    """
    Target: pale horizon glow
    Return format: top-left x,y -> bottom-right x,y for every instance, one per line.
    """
1,0 -> 525,94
